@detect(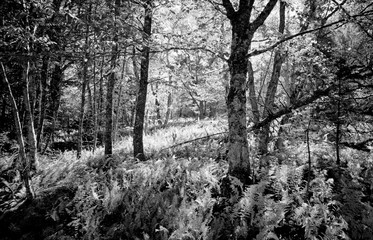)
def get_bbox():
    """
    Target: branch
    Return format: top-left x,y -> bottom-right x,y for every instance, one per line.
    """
251,0 -> 279,32
250,86 -> 333,130
247,18 -> 345,57
340,138 -> 373,152
222,0 -> 236,19
158,131 -> 228,151
151,46 -> 228,62
247,10 -> 373,58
